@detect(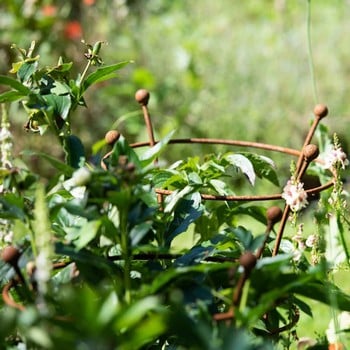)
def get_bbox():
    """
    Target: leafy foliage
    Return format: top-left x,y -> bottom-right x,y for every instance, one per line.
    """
0,41 -> 349,350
